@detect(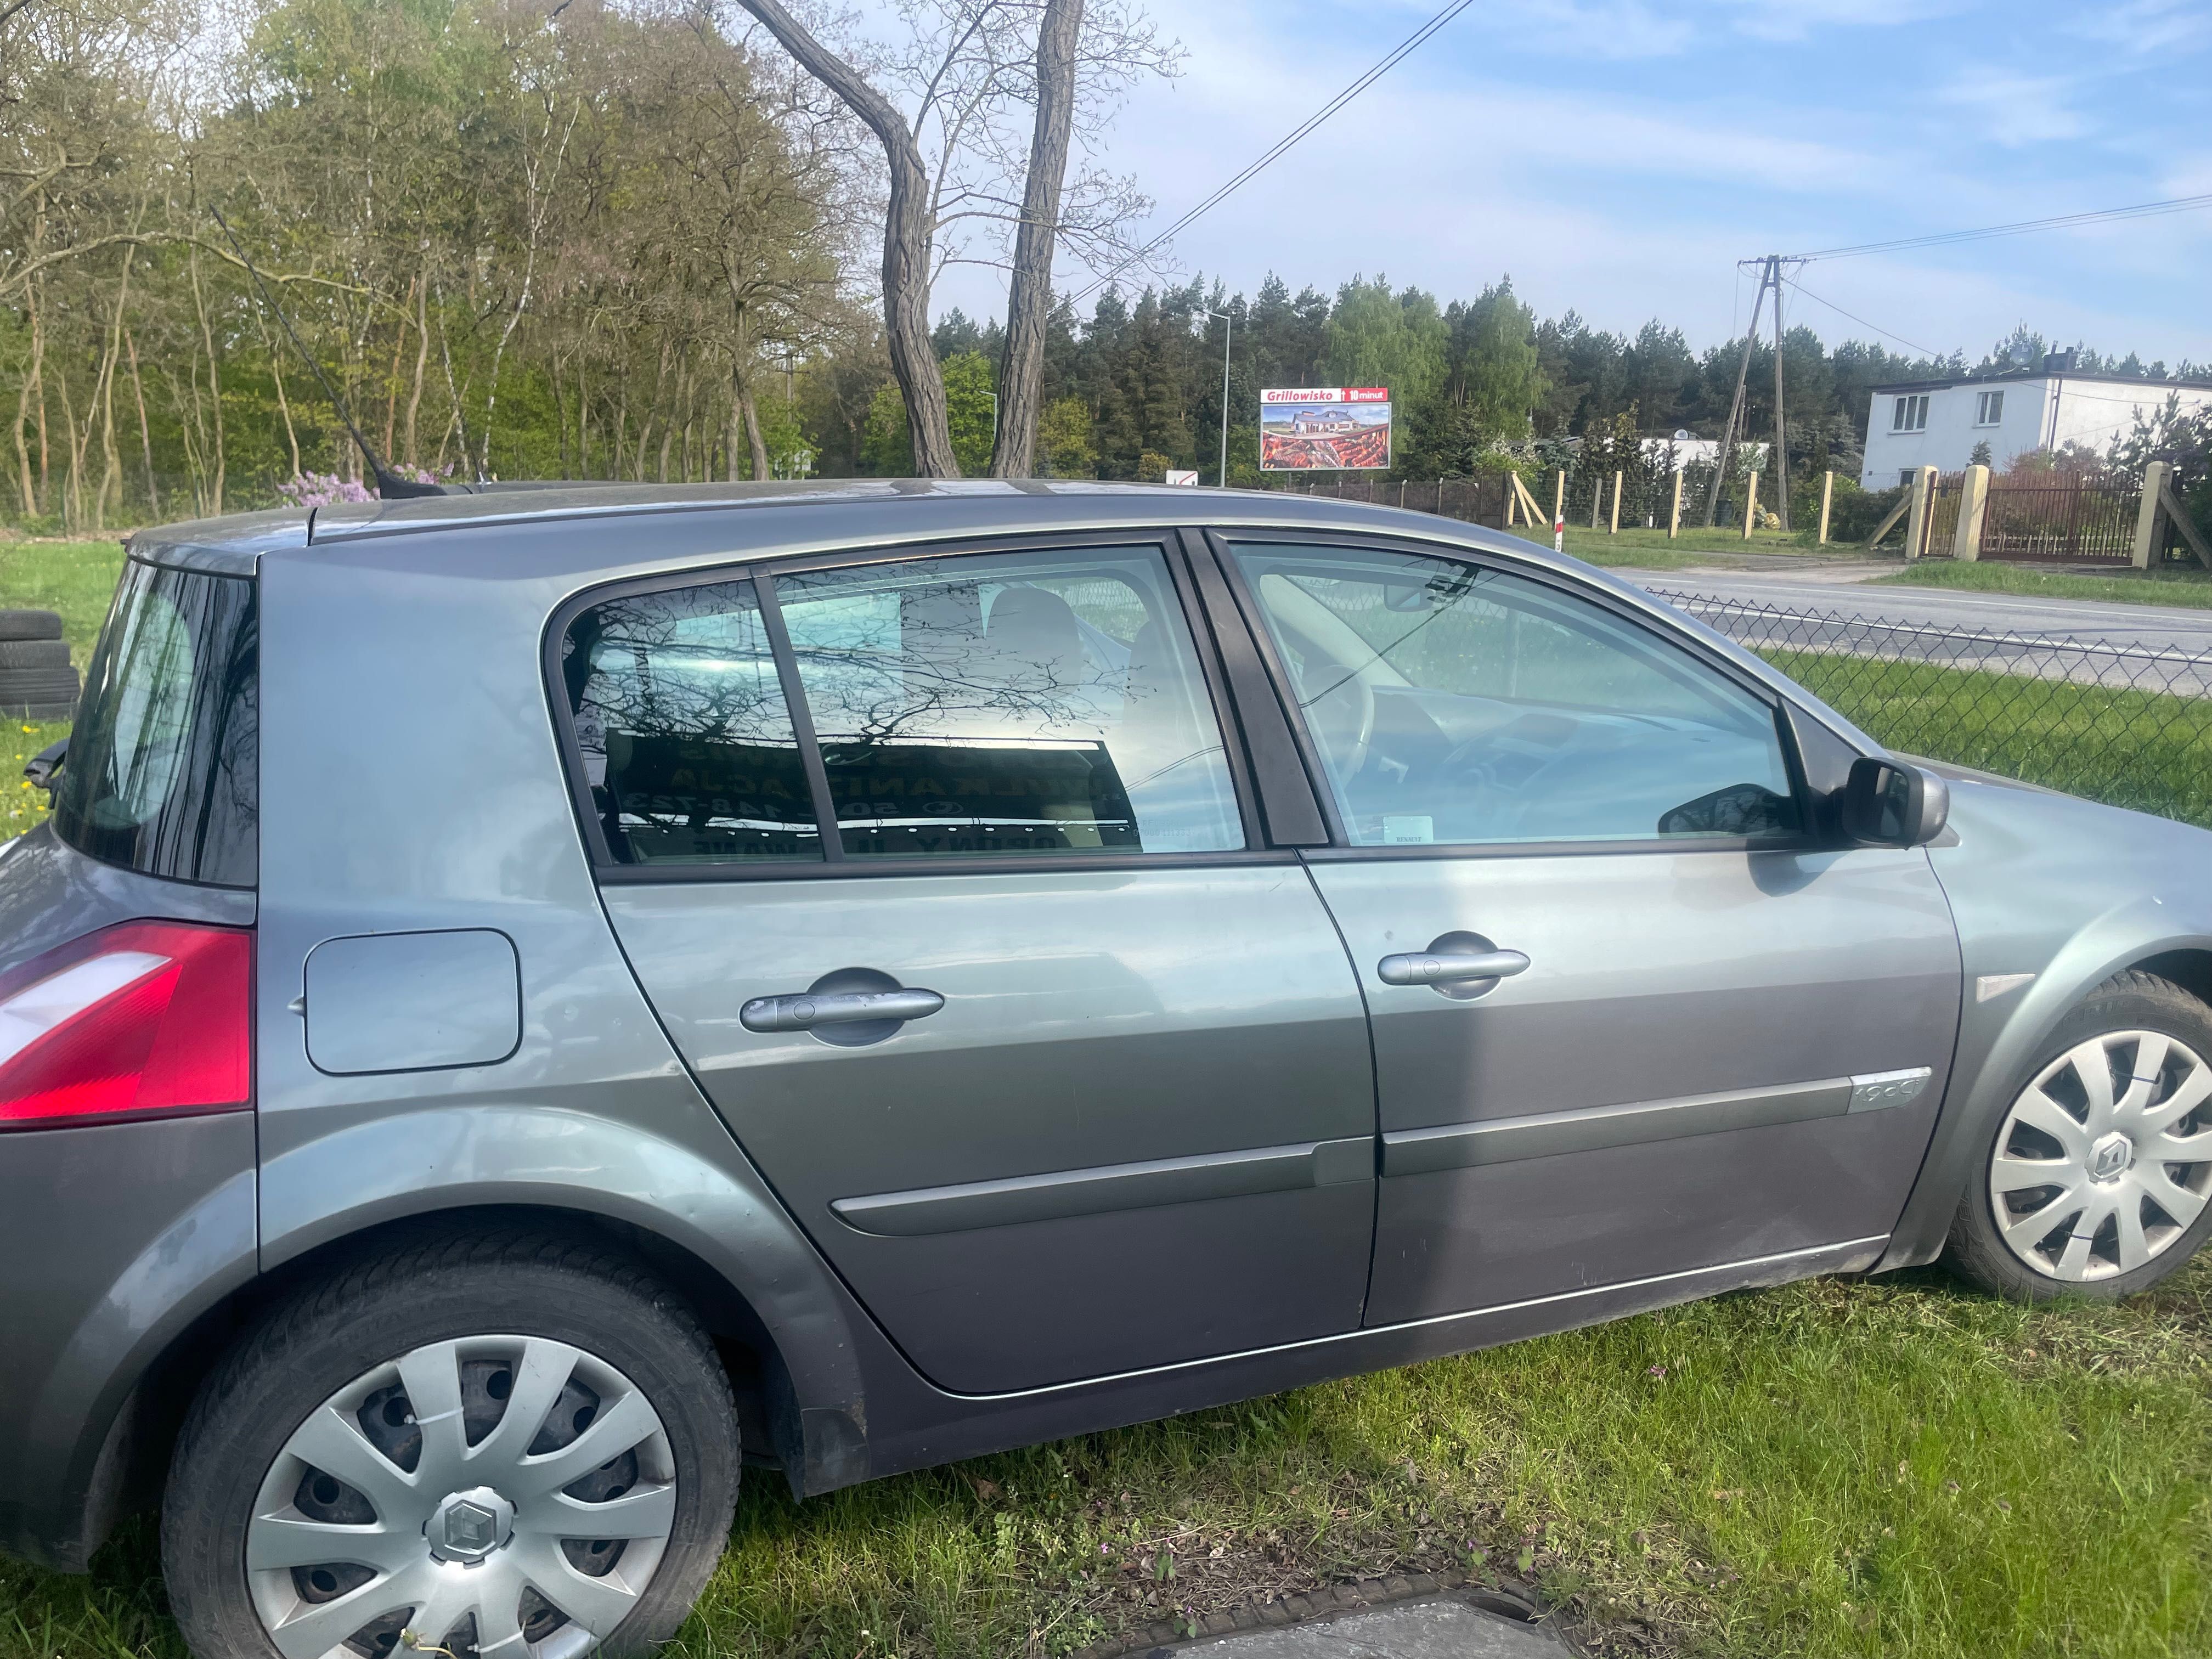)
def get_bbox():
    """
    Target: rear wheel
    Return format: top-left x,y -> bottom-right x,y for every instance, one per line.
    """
162,1231 -> 739,1659
1948,972 -> 2212,1301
